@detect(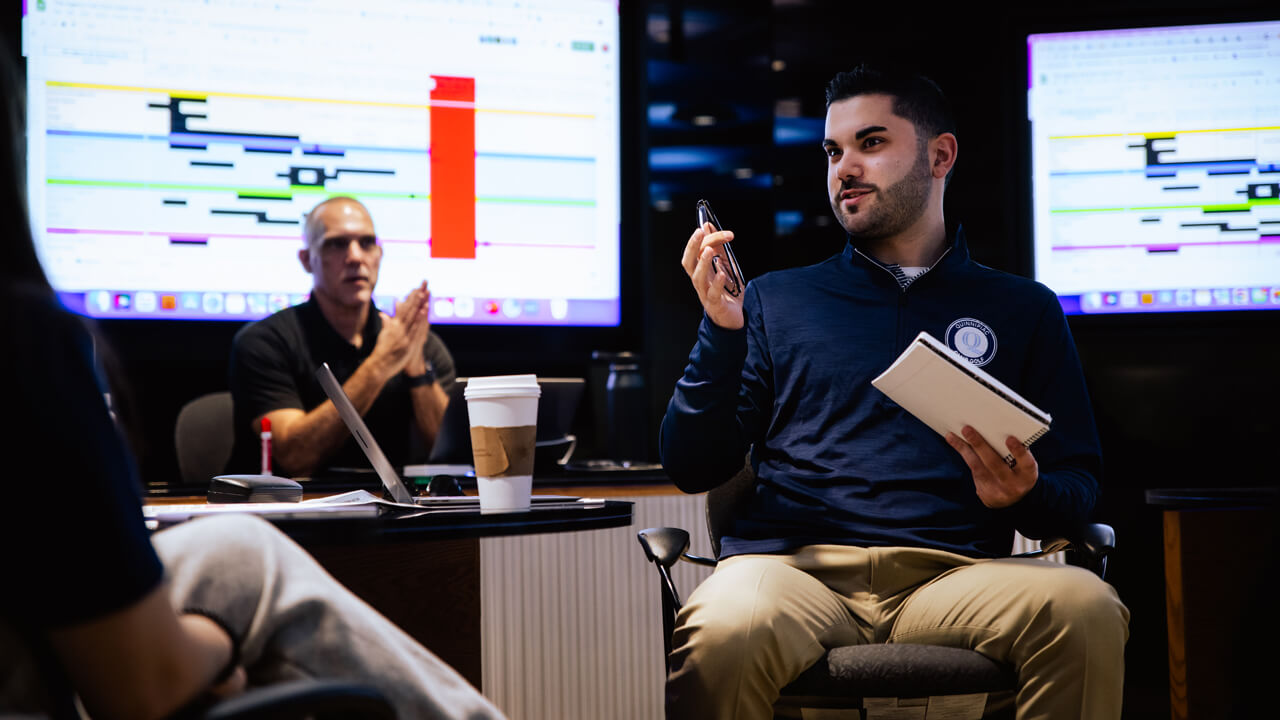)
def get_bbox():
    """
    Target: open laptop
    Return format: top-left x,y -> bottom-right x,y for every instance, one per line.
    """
315,363 -> 416,503
315,363 -> 585,508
